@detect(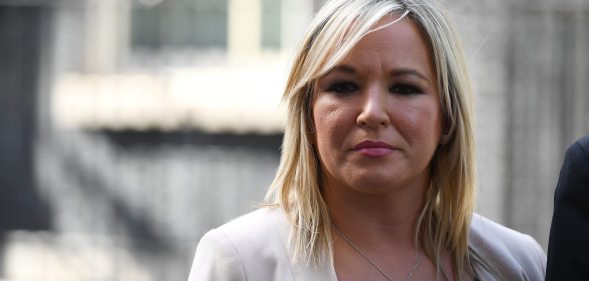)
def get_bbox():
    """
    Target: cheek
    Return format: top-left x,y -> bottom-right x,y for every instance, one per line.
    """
313,108 -> 339,146
422,107 -> 443,148
399,100 -> 443,142
312,101 -> 350,159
